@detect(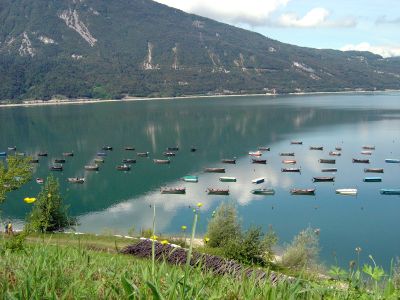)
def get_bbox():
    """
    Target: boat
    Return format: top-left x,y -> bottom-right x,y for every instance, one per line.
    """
385,159 -> 400,163
335,147 -> 342,151
97,152 -> 107,157
122,159 -> 136,164
291,141 -> 303,145
281,168 -> 301,173
166,146 -> 179,151
336,189 -> 358,196
290,188 -> 315,195
329,151 -> 341,156
258,147 -> 271,151
36,178 -> 44,184
49,164 -> 63,171
0,152 -> 6,157
280,152 -> 295,156
153,159 -> 170,164
30,159 -> 39,163
319,159 -> 336,164
124,146 -> 135,151
380,189 -> 400,195
249,151 -> 262,157
68,177 -> 85,184
363,177 -> 382,182
221,159 -> 236,164
364,168 -> 384,173
252,177 -> 265,184
322,168 -> 338,173
205,168 -> 225,173
54,159 -> 66,164
137,152 -> 149,157
38,152 -> 48,157
362,146 -> 375,150
94,158 -> 105,163
84,165 -> 99,171
251,188 -> 275,195
252,159 -> 267,164
310,146 -> 323,150
190,147 -> 197,152
207,188 -> 229,195
163,152 -> 176,157
102,146 -> 113,151
8,146 -> 16,151
282,160 -> 296,164
63,152 -> 74,157
161,187 -> 186,194
182,176 -> 198,183
220,177 -> 237,182
116,164 -> 131,171
313,176 -> 335,182
361,151 -> 372,155
16,152 -> 25,156
352,158 -> 370,164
